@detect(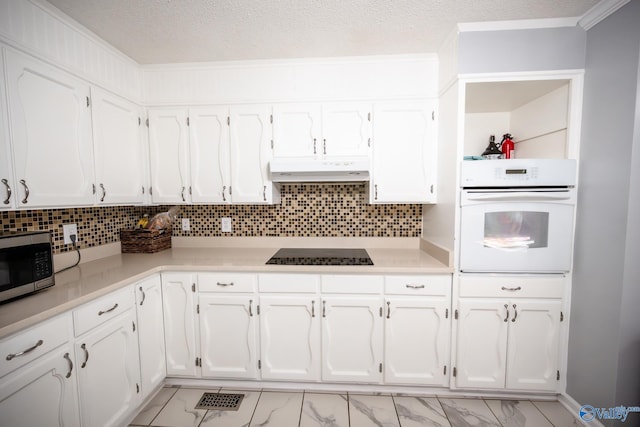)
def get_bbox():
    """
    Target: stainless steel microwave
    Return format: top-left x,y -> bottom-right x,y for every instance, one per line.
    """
0,231 -> 54,303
